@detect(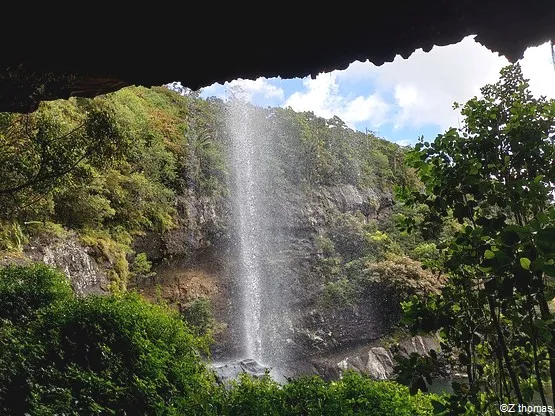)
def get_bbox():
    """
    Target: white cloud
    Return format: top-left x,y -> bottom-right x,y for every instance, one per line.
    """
200,37 -> 555,136
342,94 -> 390,125
332,37 -> 555,131
199,83 -> 226,100
226,78 -> 284,101
394,139 -> 411,147
520,41 -> 555,99
284,72 -> 390,128
200,77 -> 284,104
285,73 -> 340,118
336,36 -> 509,130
